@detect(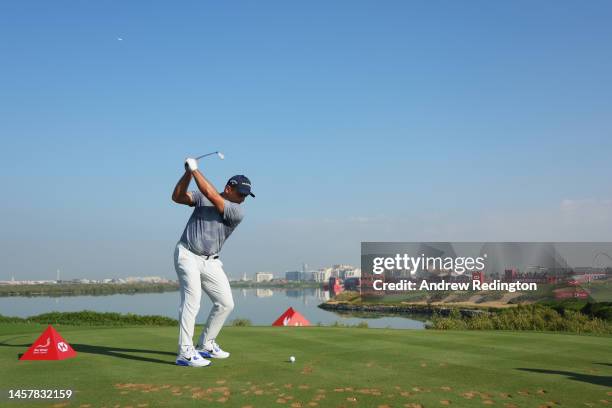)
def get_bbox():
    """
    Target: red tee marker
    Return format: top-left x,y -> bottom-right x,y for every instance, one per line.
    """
20,325 -> 77,361
272,307 -> 311,327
